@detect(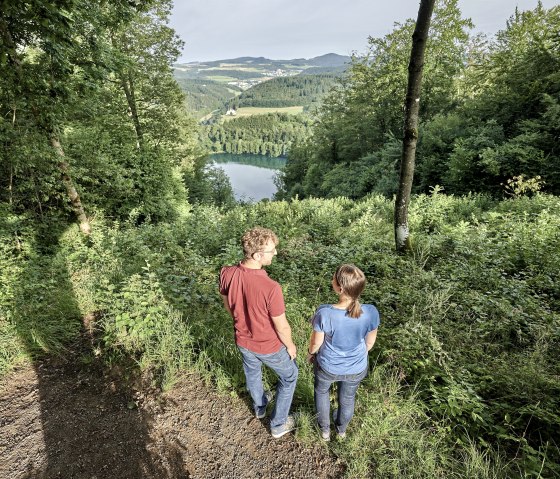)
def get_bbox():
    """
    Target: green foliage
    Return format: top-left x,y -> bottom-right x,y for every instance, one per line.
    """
176,78 -> 242,118
279,2 -> 560,200
2,193 -> 560,476
181,154 -> 236,208
202,113 -> 313,157
226,74 -> 338,109
278,0 -> 473,200
0,0 -> 200,223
